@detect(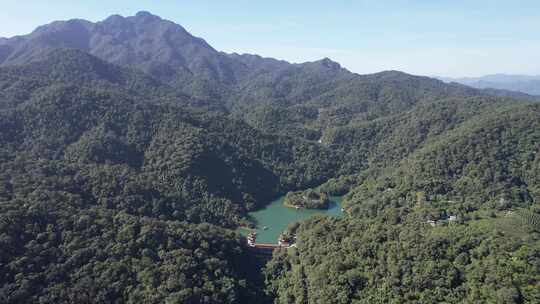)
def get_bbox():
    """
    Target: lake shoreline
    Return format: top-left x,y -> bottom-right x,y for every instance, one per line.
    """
245,195 -> 343,243
282,200 -> 330,210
